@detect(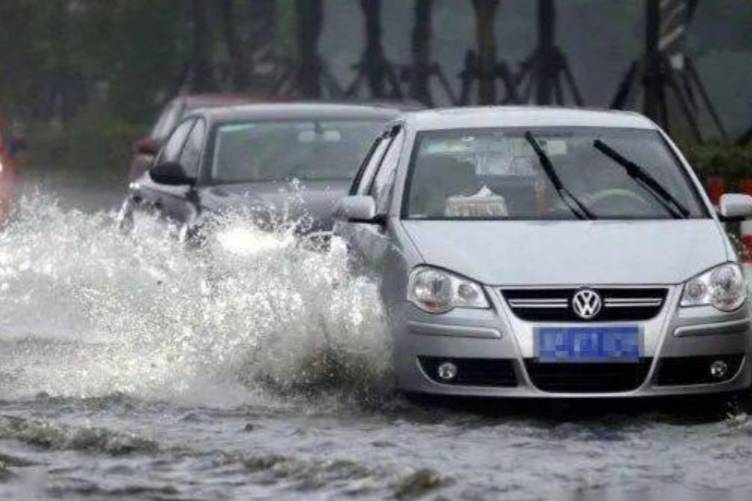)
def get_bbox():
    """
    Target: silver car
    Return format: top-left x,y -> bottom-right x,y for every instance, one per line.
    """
333,106 -> 752,398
